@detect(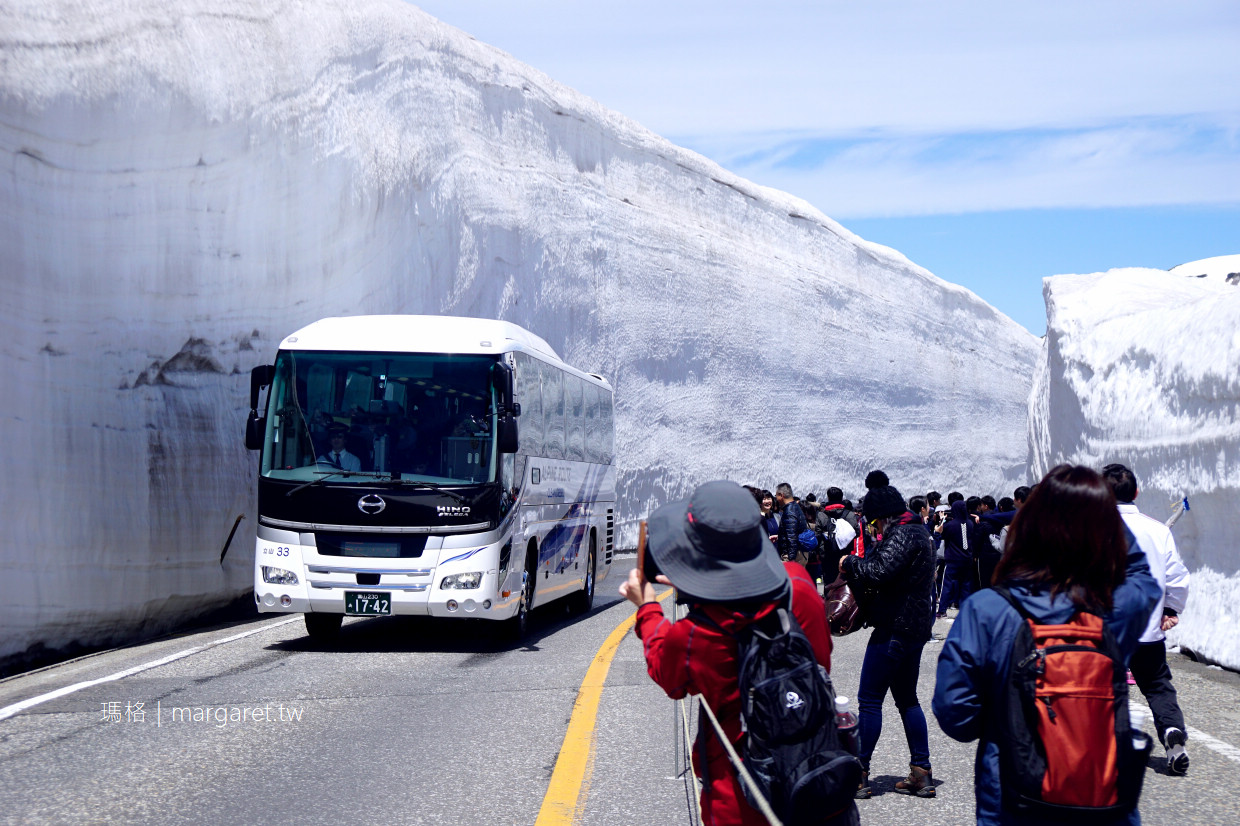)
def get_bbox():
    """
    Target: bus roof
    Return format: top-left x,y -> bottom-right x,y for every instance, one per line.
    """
278,316 -> 608,382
